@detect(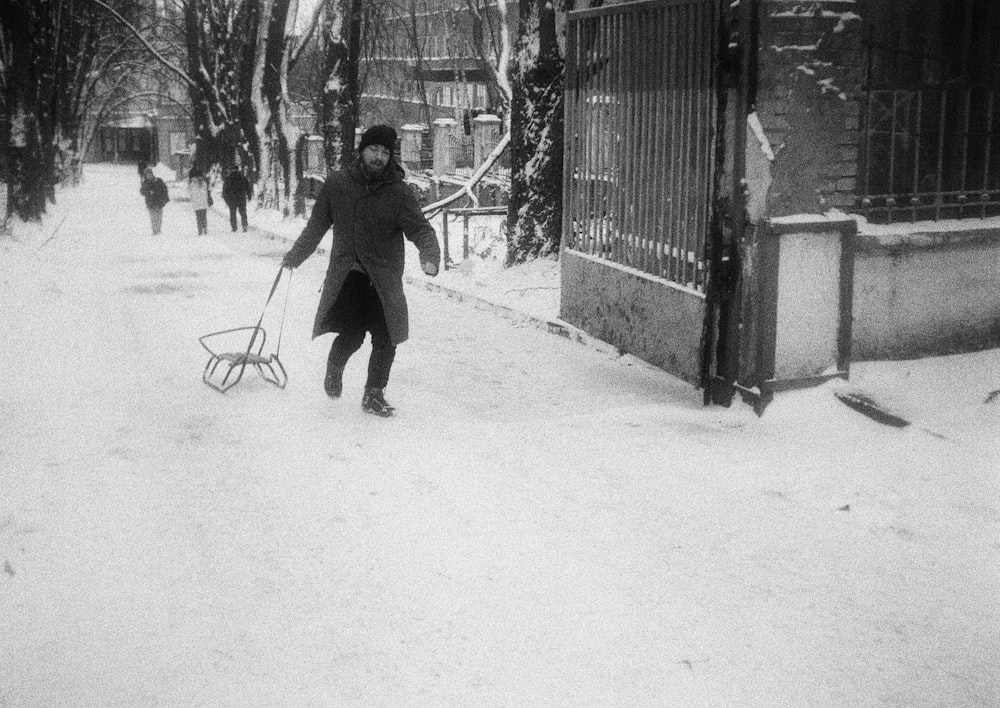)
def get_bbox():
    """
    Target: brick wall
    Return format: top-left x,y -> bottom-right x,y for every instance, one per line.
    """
755,0 -> 864,216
